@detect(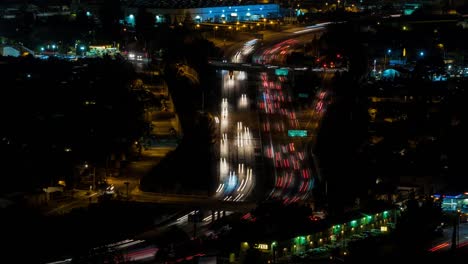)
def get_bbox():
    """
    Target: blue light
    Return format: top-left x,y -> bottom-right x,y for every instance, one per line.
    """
387,49 -> 391,54
129,14 -> 134,19
225,173 -> 238,193
420,51 -> 424,56
80,46 -> 85,51
40,47 -> 44,51
52,44 -> 56,49
86,11 -> 91,17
